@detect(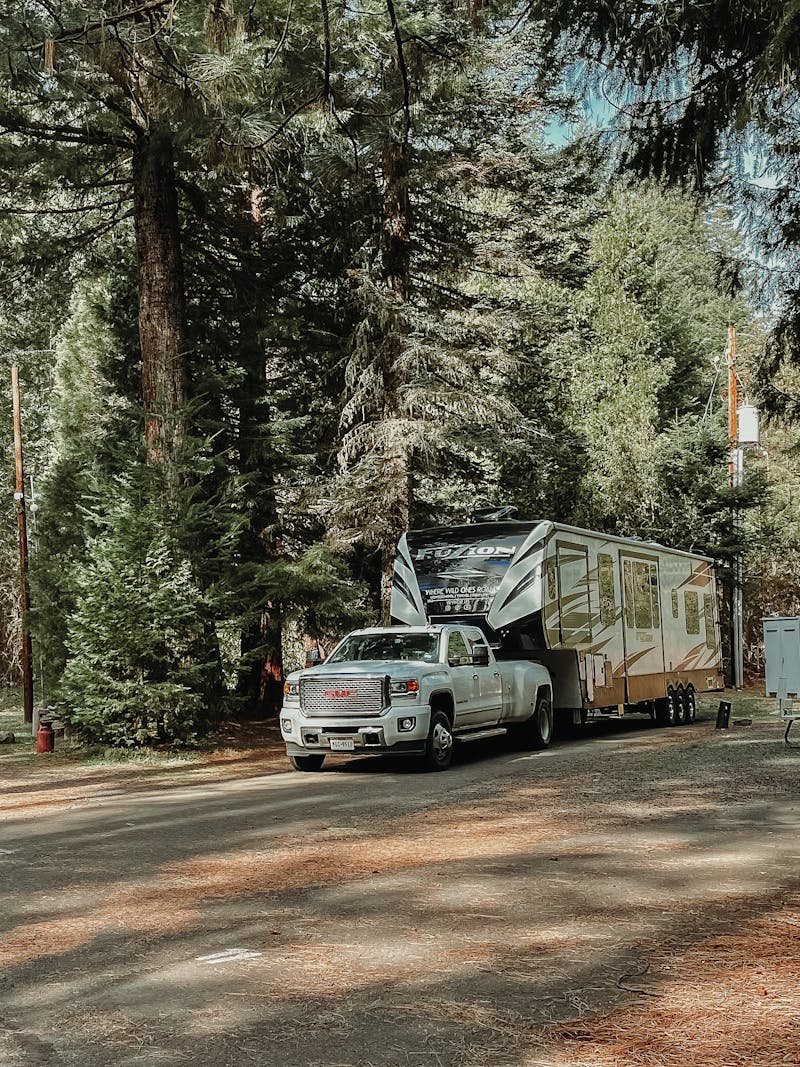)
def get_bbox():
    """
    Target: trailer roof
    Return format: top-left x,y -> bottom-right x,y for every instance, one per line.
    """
408,519 -> 716,564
